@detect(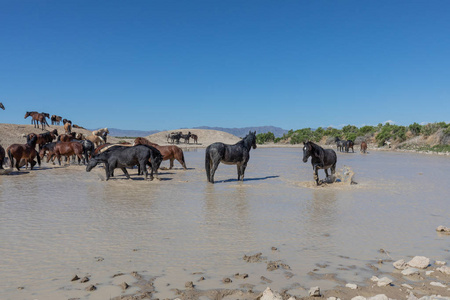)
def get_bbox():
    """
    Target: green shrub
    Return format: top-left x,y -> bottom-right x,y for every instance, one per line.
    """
256,132 -> 275,144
